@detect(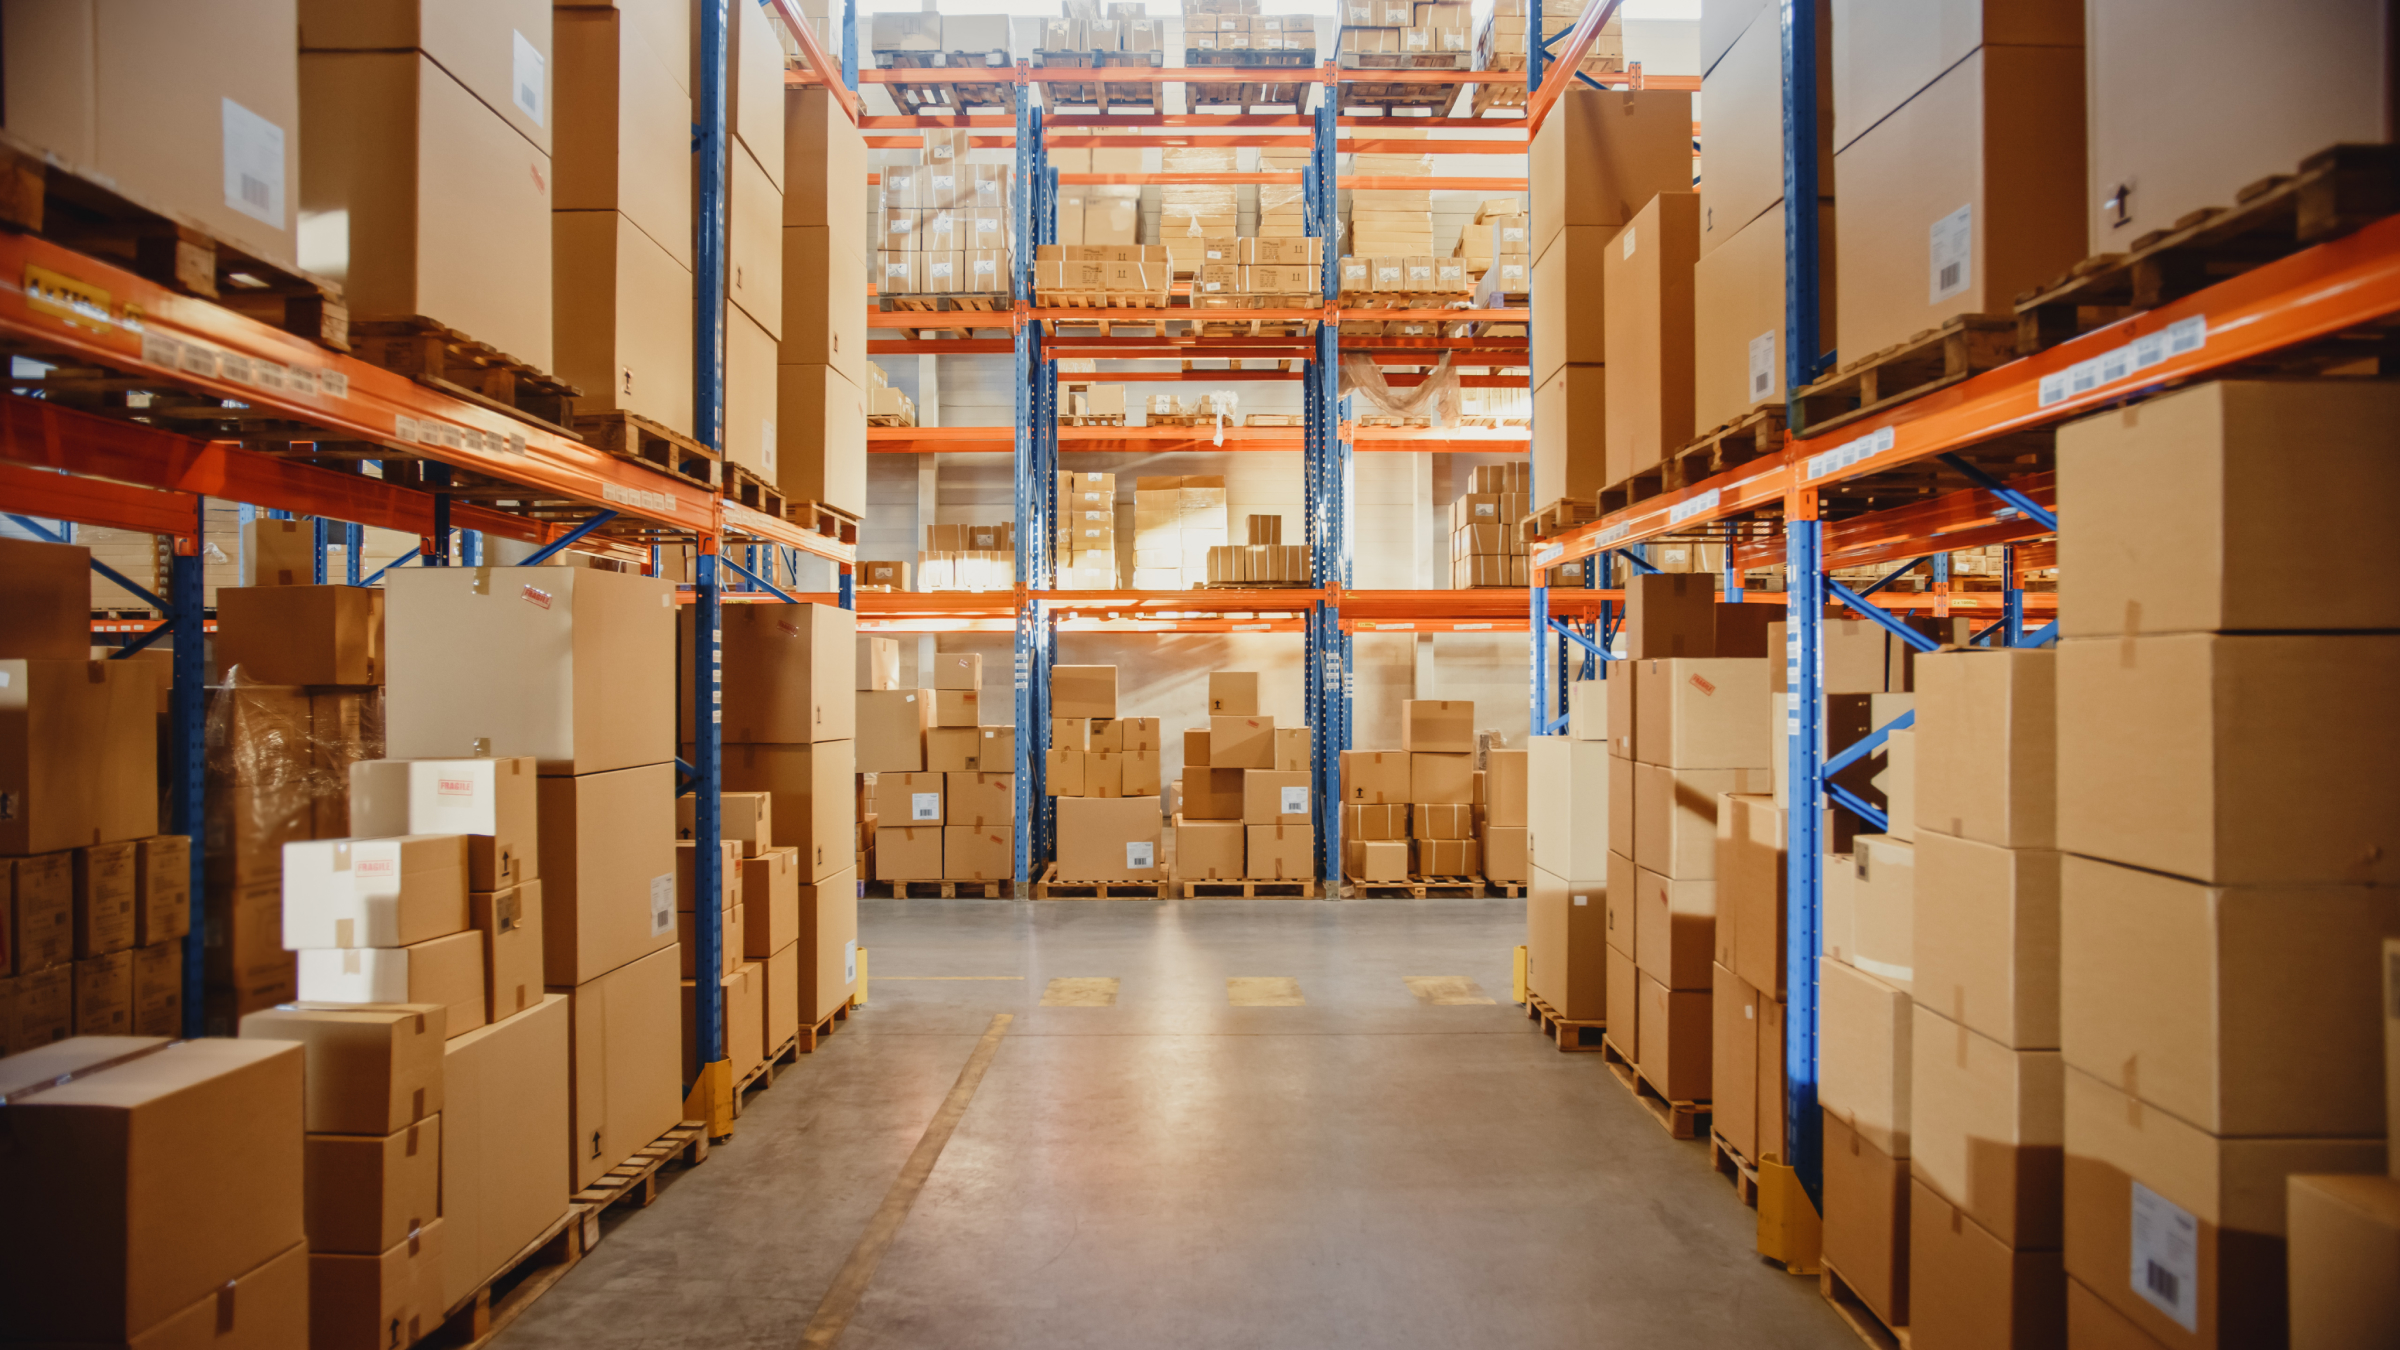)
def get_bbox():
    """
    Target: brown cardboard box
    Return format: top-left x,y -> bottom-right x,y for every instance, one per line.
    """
1485,749 -> 1529,827
857,690 -> 933,772
683,962 -> 762,1102
1714,964 -> 1761,1161
1180,768 -> 1246,821
726,145 -> 782,339
875,825 -> 942,881
678,792 -> 773,858
1274,726 -> 1311,773
718,740 -> 856,881
439,995 -> 571,1308
739,850 -> 800,958
1345,837 -> 1409,882
1853,834 -> 1917,992
1606,673 -> 1637,759
1606,850 -> 1638,956
1343,803 -> 1409,842
1622,574 -> 1717,661
773,363 -> 868,519
874,771 -> 945,827
240,1003 -> 445,1133
1693,197 -> 1837,430
1633,866 -> 1716,990
1045,748 -> 1087,797
73,840 -> 138,959
1246,824 -> 1314,881
784,86 -> 867,235
1340,750 -> 1411,804
1531,363 -> 1606,501
1632,658 -> 1772,770
673,839 -> 738,912
1823,956 -> 1913,1158
535,762 -> 677,986
1413,804 -> 1475,841
300,51 -> 553,371
2061,1065 -> 2381,1350
2060,854 -> 2400,1138
132,836 -> 192,948
1530,224 -> 1614,385
72,949 -> 132,1035
1833,45 -> 2086,361
12,961 -> 70,1049
930,652 -> 983,691
240,518 -> 320,589
1637,971 -> 1712,1101
1908,1177 -> 2067,1350
279,834 -> 469,951
1484,827 -> 1529,882
2057,634 -> 2400,886
1825,1107 -> 1913,1330
763,940 -> 800,1052
1914,650 -> 2056,850
298,0 -> 552,152
1916,833 -> 2059,1050
1608,941 -> 1639,1051
2066,1274 -> 2171,1349
2057,381 -> 2400,638
305,1115 -> 440,1255
1529,87 -> 1698,262
946,773 -> 1013,829
1718,794 -> 1786,996
1632,764 -> 1769,880
1051,665 -> 1119,719
932,689 -> 981,729
1178,819 -> 1246,880
1527,736 -> 1611,882
215,585 -> 386,687
1054,797 -> 1164,882
385,568 -> 673,776
2286,1172 -> 2400,1349
203,876 -> 296,1022
1528,866 -> 1608,1020
1210,715 -> 1276,770
1415,836 -> 1481,875
0,1037 -> 306,1342
131,939 -> 180,1037
553,6 -> 692,262
559,942 -> 680,1190
296,932 -> 485,1039
1602,192 -> 1701,482
1242,771 -> 1312,826
1830,0 -> 2083,146
0,537 -> 100,660
799,866 -> 857,1024
1401,700 -> 1474,753
696,602 -> 856,744
1699,0 -> 1831,252
782,226 -> 868,385
943,826 -> 1011,880
349,756 -> 540,893
1208,671 -> 1260,715
472,880 -> 544,1023
0,658 -> 159,855
308,1217 -> 447,1350
1912,1002 -> 2066,1247
674,906 -> 736,978
1409,752 -> 1475,806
